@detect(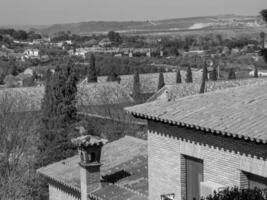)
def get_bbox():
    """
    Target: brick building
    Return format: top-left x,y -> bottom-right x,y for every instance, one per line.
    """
126,83 -> 267,200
